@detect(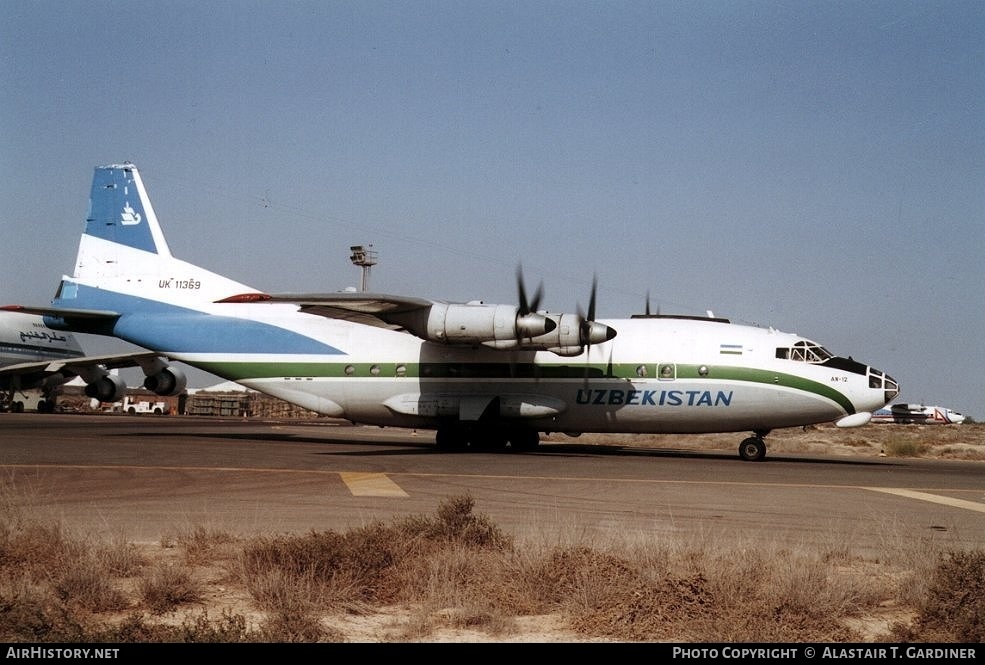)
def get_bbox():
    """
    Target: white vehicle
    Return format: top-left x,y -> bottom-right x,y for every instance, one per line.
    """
5,163 -> 901,460
121,395 -> 168,415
